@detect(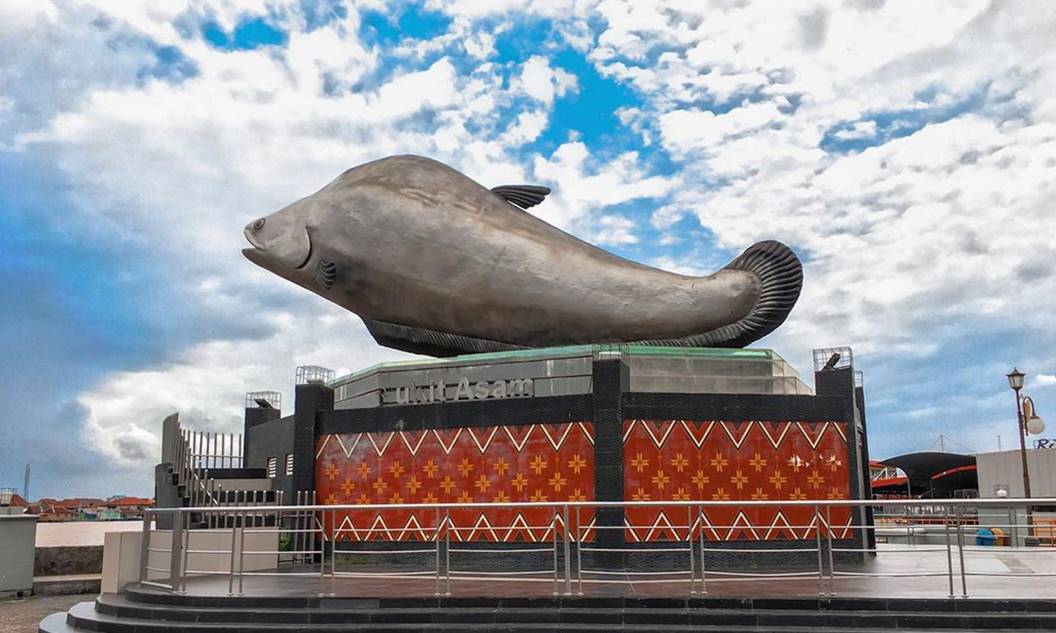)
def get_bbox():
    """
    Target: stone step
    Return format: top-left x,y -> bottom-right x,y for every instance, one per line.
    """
121,585 -> 1056,614
83,594 -> 1056,630
46,601 -> 1037,633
